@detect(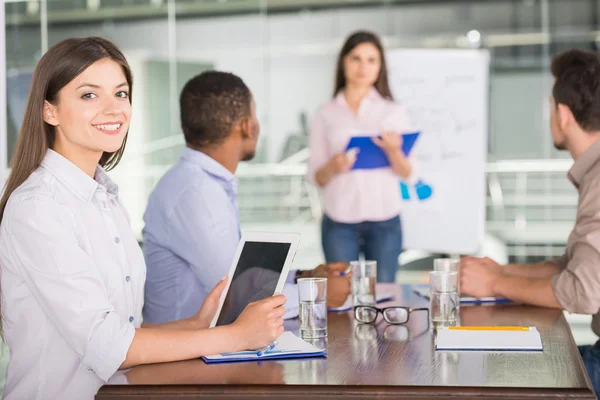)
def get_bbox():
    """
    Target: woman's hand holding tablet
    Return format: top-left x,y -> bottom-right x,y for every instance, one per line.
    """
230,294 -> 287,350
